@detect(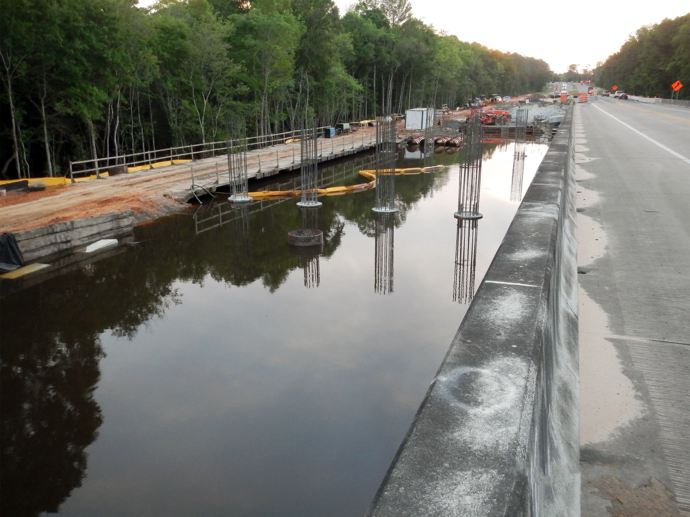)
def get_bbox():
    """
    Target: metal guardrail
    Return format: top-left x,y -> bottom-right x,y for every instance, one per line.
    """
70,126 -> 381,183
68,126 -> 351,182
